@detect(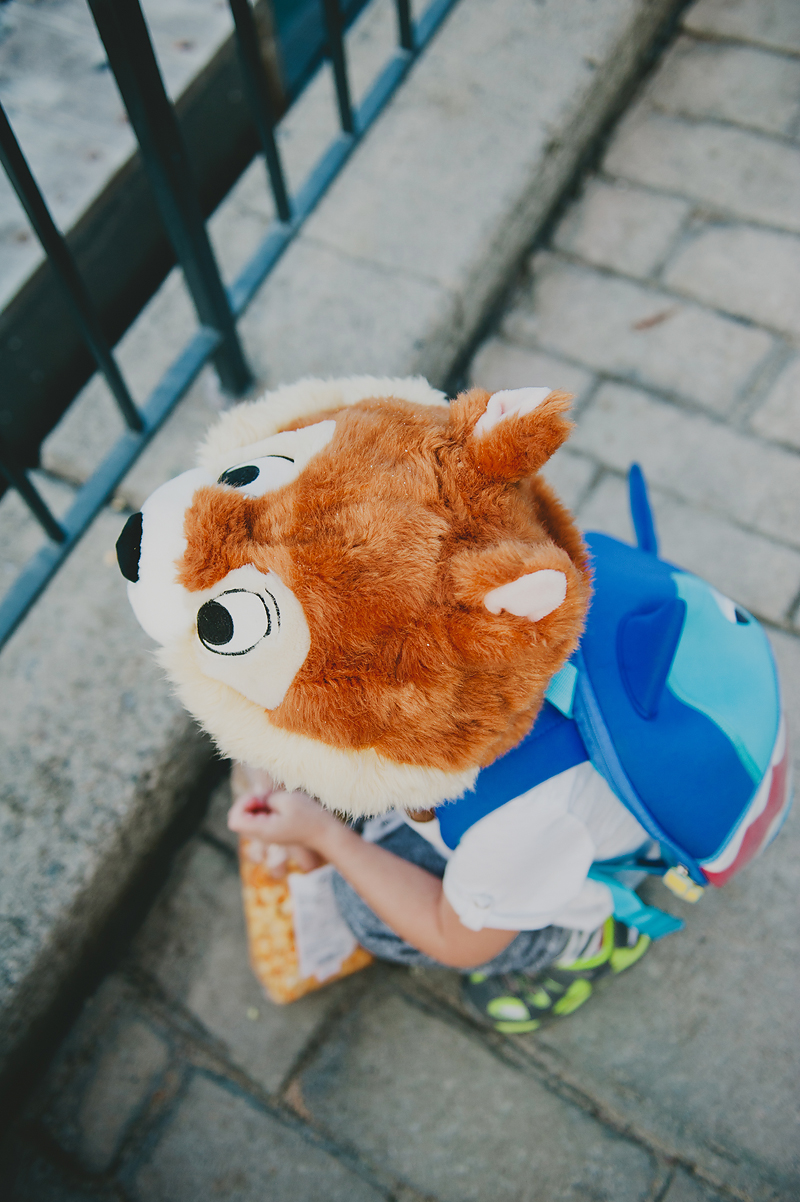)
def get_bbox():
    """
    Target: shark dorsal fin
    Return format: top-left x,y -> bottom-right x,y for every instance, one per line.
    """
618,597 -> 686,719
